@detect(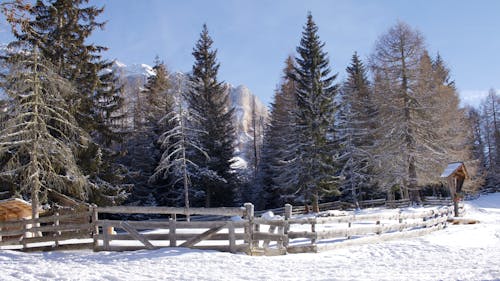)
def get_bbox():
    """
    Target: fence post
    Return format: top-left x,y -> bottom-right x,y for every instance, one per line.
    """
311,221 -> 316,245
284,204 -> 292,248
91,205 -> 99,250
169,218 -> 176,247
54,212 -> 60,247
103,222 -> 110,251
228,221 -> 236,253
398,211 -> 403,231
244,203 -> 254,252
22,219 -> 28,249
